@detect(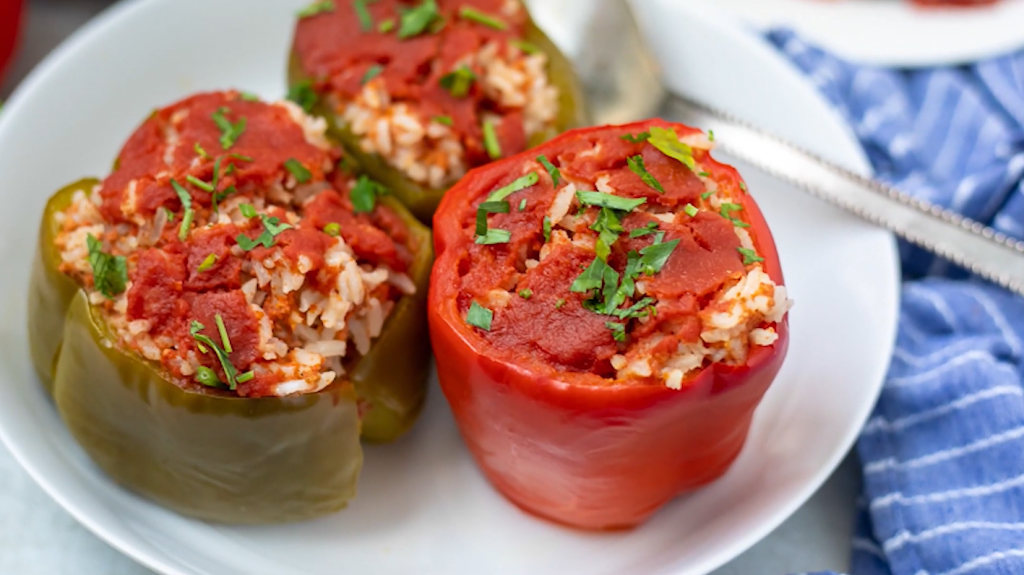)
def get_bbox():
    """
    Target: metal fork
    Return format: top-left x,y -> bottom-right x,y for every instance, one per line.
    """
525,0 -> 1024,296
